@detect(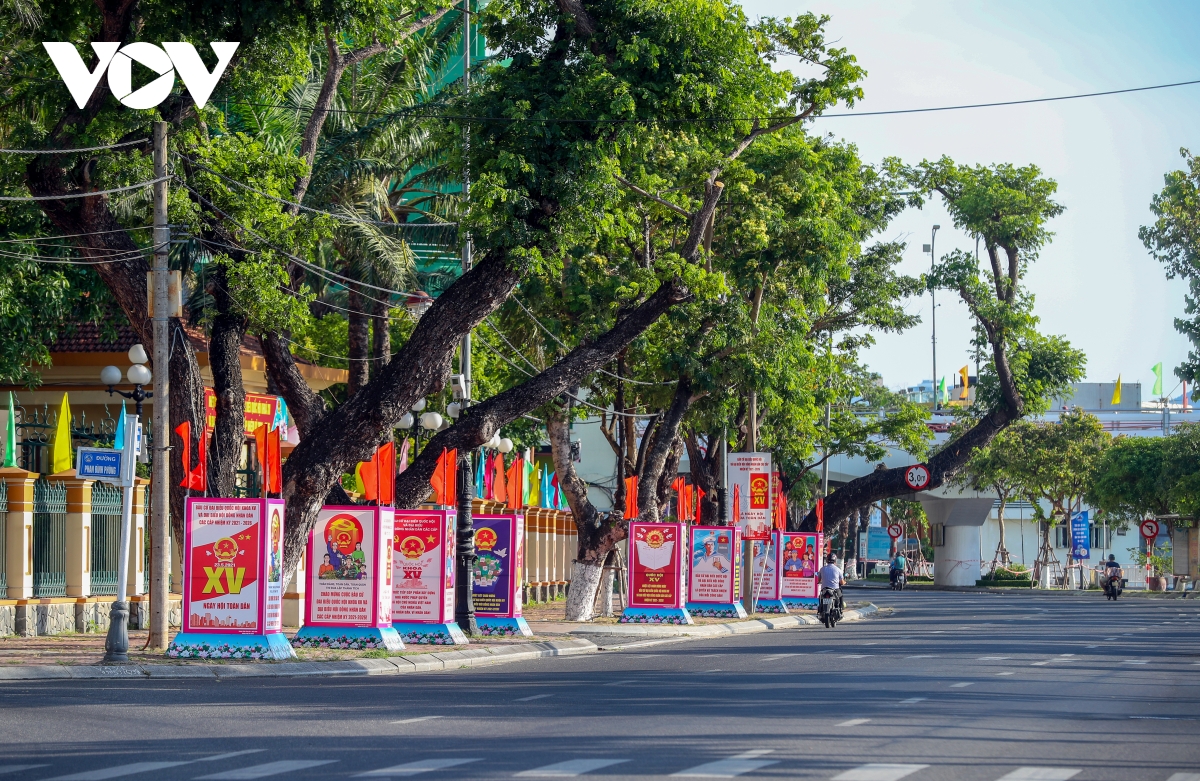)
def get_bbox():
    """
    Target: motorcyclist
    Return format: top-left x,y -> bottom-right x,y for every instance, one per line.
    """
890,551 -> 908,586
1103,554 -> 1123,591
818,553 -> 846,610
